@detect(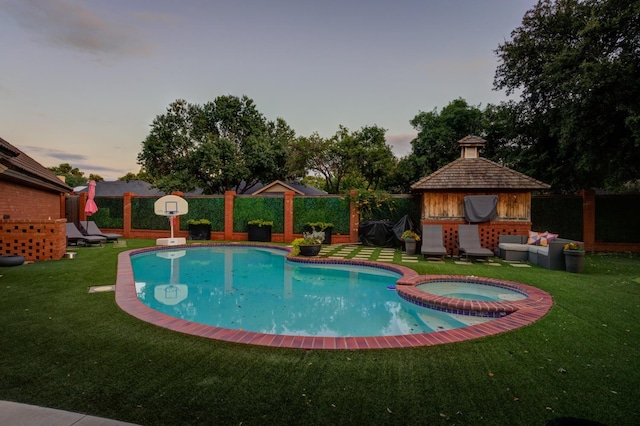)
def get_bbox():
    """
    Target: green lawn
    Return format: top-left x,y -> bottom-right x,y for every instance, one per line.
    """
1,240 -> 639,425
